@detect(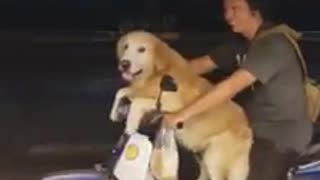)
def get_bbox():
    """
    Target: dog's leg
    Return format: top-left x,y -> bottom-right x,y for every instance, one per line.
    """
159,177 -> 178,180
150,150 -> 179,180
109,87 -> 131,122
195,155 -> 209,180
227,150 -> 250,180
193,153 -> 209,180
202,146 -> 226,180
125,98 -> 156,134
